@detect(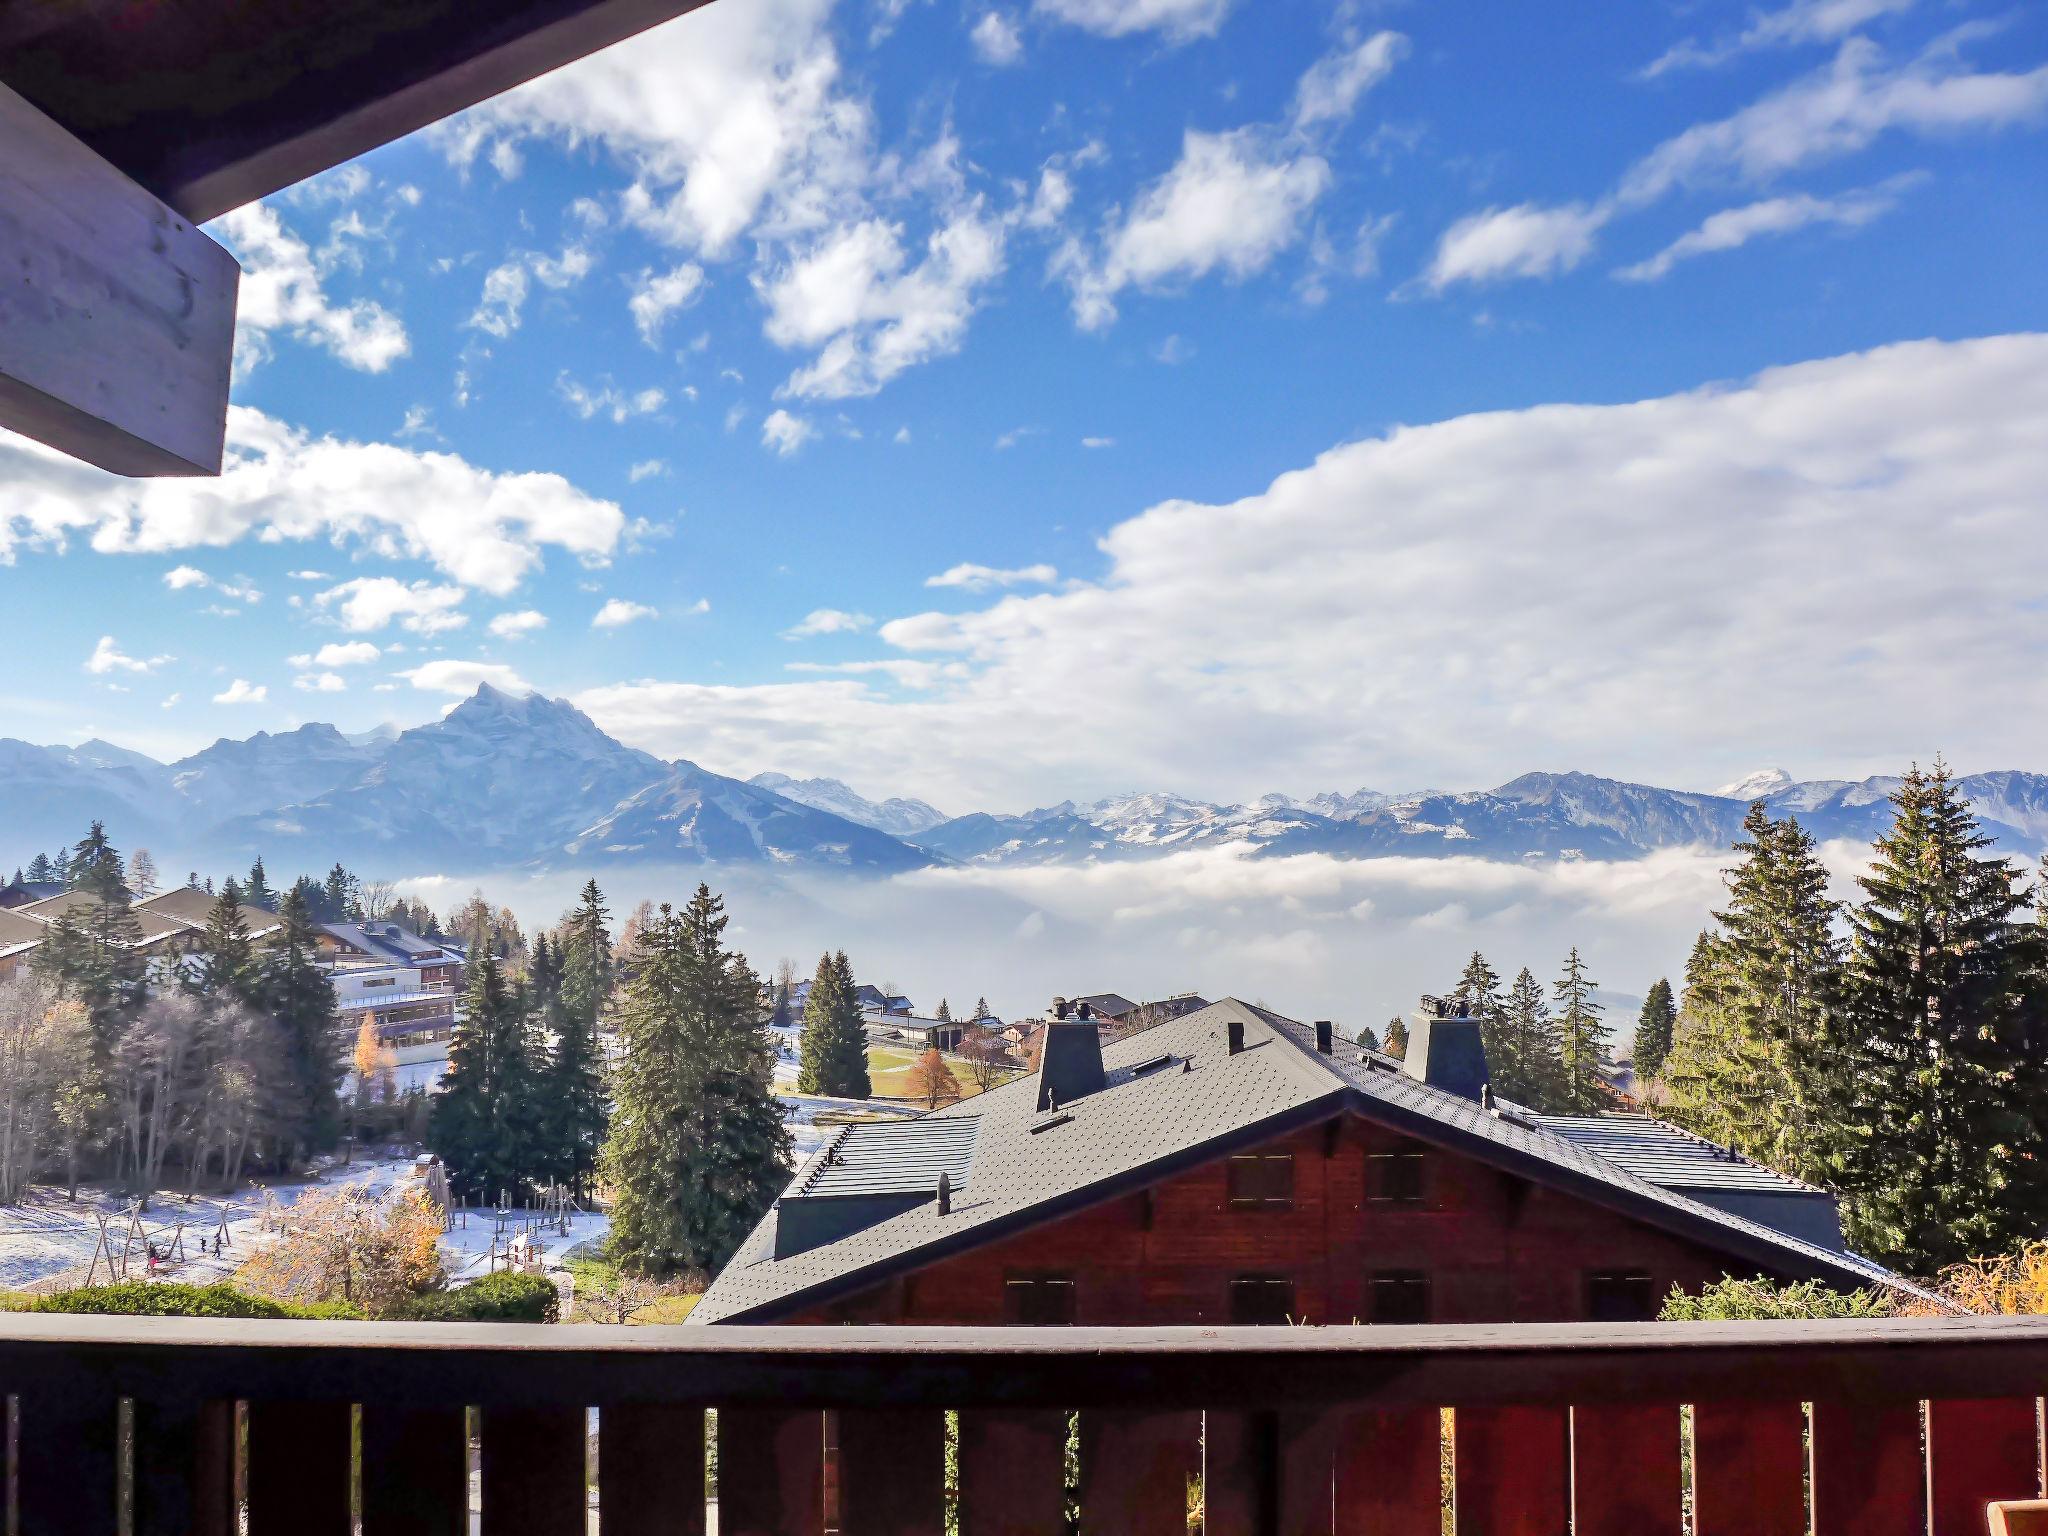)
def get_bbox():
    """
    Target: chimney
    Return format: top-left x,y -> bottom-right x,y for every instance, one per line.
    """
1314,1019 -> 1334,1054
1402,994 -> 1489,1101
1227,1018 -> 1245,1055
1036,1020 -> 1106,1111
1077,1000 -> 1093,1021
936,1170 -> 952,1217
1051,996 -> 1070,1020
